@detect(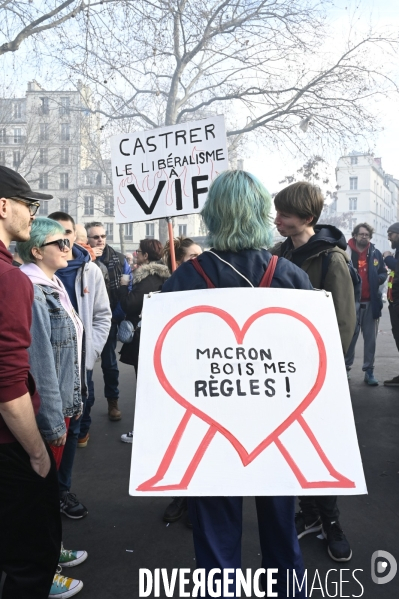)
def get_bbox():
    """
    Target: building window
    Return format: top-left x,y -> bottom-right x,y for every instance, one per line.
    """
349,177 -> 358,190
13,103 -> 22,119
104,197 -> 114,216
60,97 -> 70,116
13,128 -> 22,143
39,124 -> 49,141
39,148 -> 48,165
145,223 -> 154,239
38,202 -> 48,215
105,222 -> 113,241
40,97 -> 49,115
13,151 -> 21,167
350,156 -> 358,165
0,151 -> 5,165
60,124 -> 70,142
0,129 -> 6,143
60,173 -> 69,190
84,196 -> 94,215
39,173 -> 48,190
60,198 -> 69,212
349,197 -> 357,211
60,148 -> 69,165
124,223 -> 133,240
178,224 -> 187,237
84,171 -> 101,185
